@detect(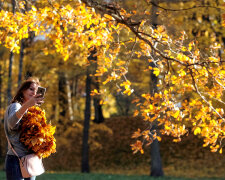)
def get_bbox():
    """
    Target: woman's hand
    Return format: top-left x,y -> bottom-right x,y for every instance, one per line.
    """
26,94 -> 44,107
